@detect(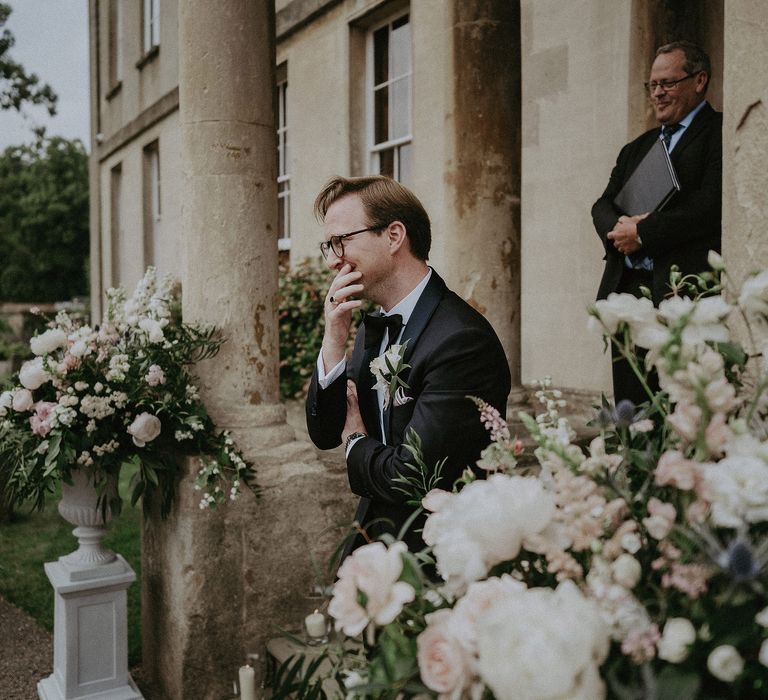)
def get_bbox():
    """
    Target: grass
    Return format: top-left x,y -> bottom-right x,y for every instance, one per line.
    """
0,466 -> 143,665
